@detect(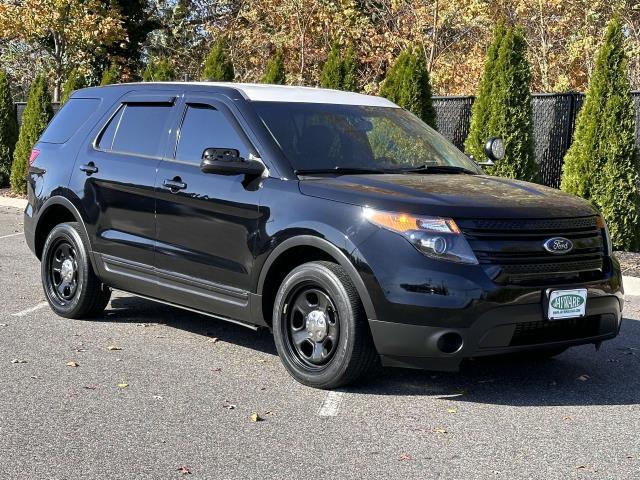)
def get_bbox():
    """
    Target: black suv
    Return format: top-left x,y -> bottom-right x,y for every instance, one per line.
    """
24,83 -> 623,388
